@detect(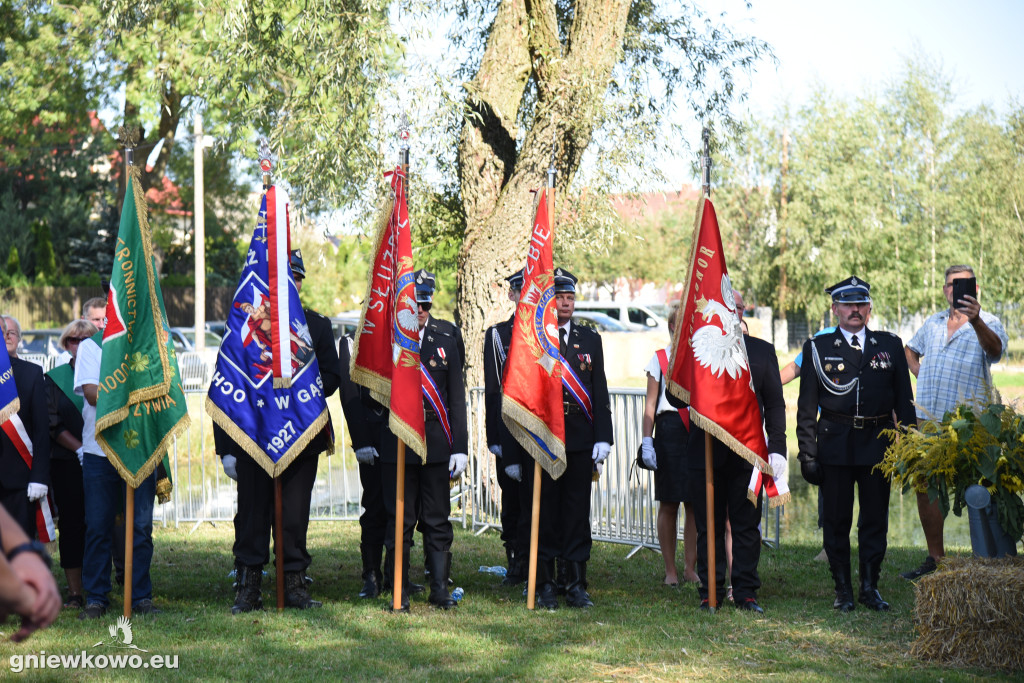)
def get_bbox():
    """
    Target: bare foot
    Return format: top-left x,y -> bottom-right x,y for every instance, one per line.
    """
663,574 -> 679,587
683,570 -> 701,585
